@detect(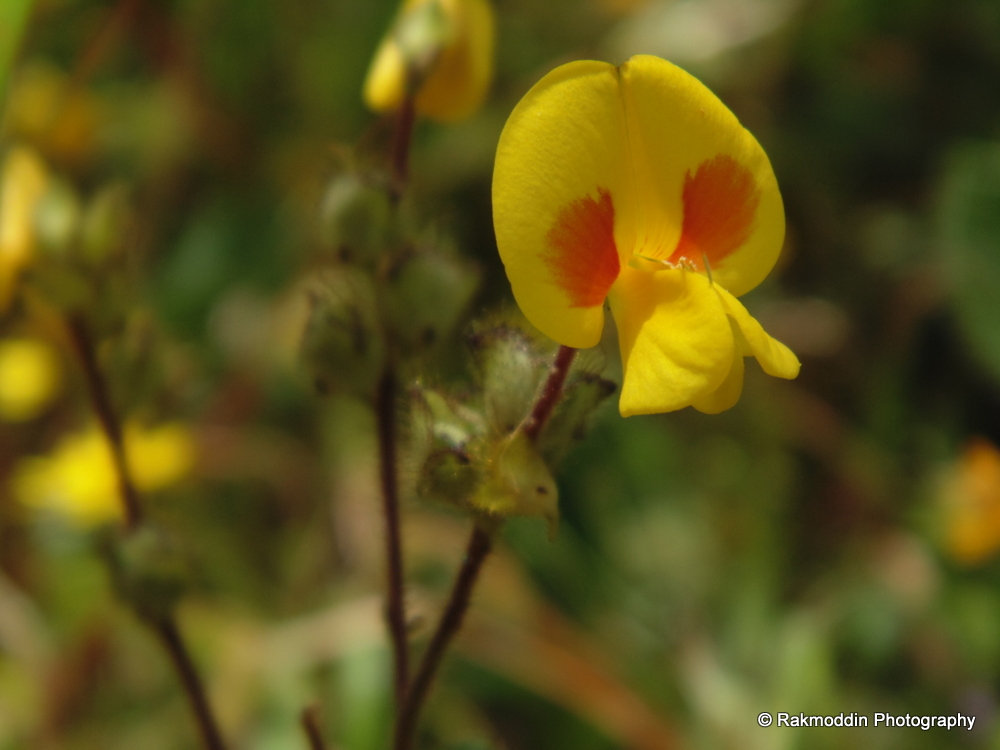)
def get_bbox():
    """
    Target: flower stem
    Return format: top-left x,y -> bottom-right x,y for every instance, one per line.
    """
393,345 -> 577,749
65,314 -> 143,531
393,523 -> 493,750
390,95 -> 416,201
65,313 -> 227,750
522,345 -> 577,442
376,366 -> 410,709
